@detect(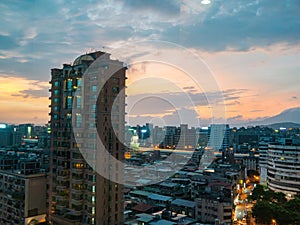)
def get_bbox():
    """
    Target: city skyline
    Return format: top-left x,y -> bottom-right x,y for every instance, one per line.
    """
1,0 -> 300,126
